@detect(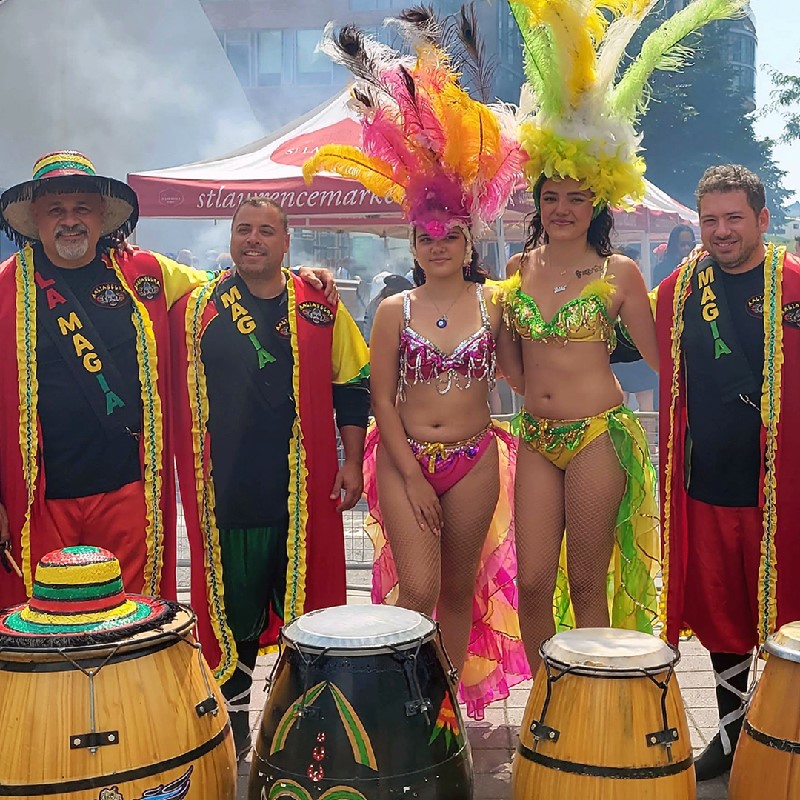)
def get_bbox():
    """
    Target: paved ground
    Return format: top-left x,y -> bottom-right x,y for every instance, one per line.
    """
232,593 -> 731,799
